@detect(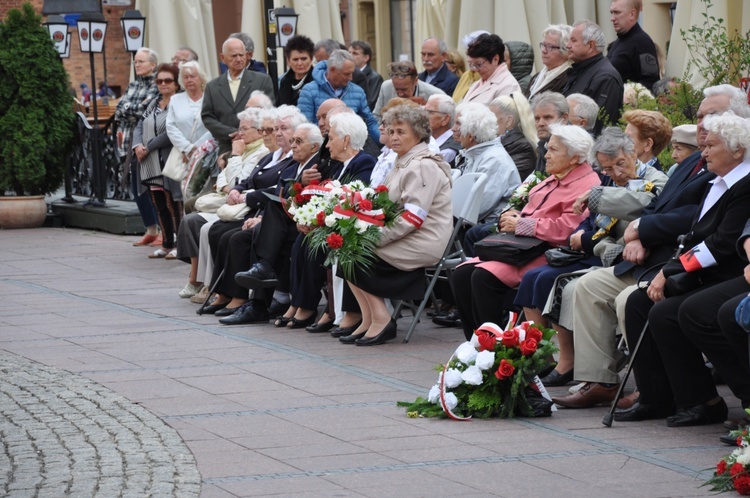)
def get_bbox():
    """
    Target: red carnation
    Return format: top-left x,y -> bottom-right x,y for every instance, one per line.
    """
326,233 -> 344,249
310,179 -> 320,185
525,326 -> 543,343
717,460 -> 728,475
731,462 -> 745,477
520,338 -> 538,356
501,328 -> 520,348
476,329 -> 497,351
734,474 -> 750,495
375,185 -> 388,193
303,194 -> 312,202
495,359 -> 515,380
359,199 -> 373,211
316,211 -> 326,226
294,194 -> 305,205
293,182 -> 303,193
